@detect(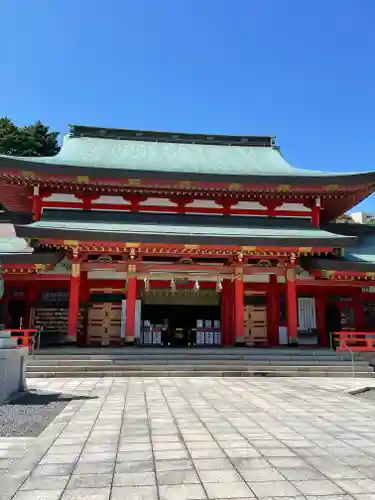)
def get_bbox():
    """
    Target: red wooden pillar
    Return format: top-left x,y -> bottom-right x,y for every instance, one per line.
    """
25,285 -> 37,329
230,280 -> 237,345
67,262 -> 81,343
226,280 -> 236,346
221,280 -> 227,346
353,293 -> 364,331
234,277 -> 244,345
311,207 -> 320,228
125,276 -> 137,344
311,197 -> 321,228
32,185 -> 42,221
268,274 -> 279,346
78,271 -> 88,345
316,293 -> 327,346
221,280 -> 233,346
286,268 -> 298,342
